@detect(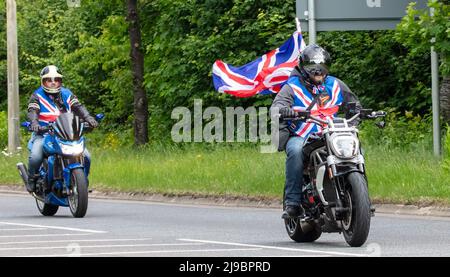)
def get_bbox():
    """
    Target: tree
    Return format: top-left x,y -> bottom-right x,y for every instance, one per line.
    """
396,0 -> 450,123
127,0 -> 148,145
